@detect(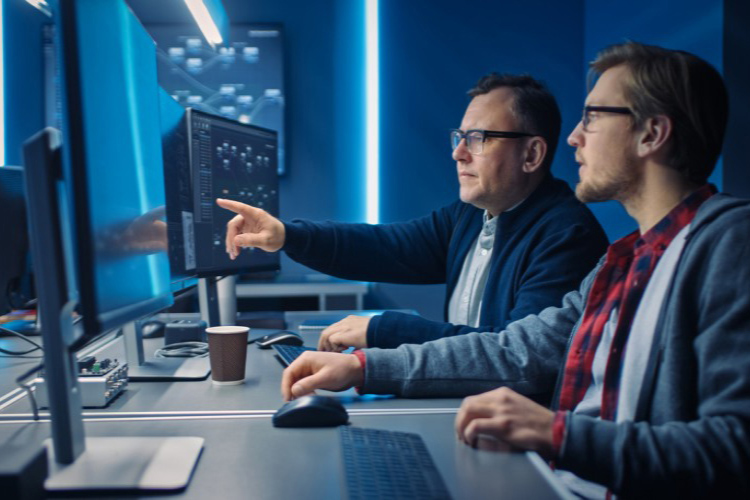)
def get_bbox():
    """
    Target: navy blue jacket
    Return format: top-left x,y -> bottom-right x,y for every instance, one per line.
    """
283,175 -> 608,348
